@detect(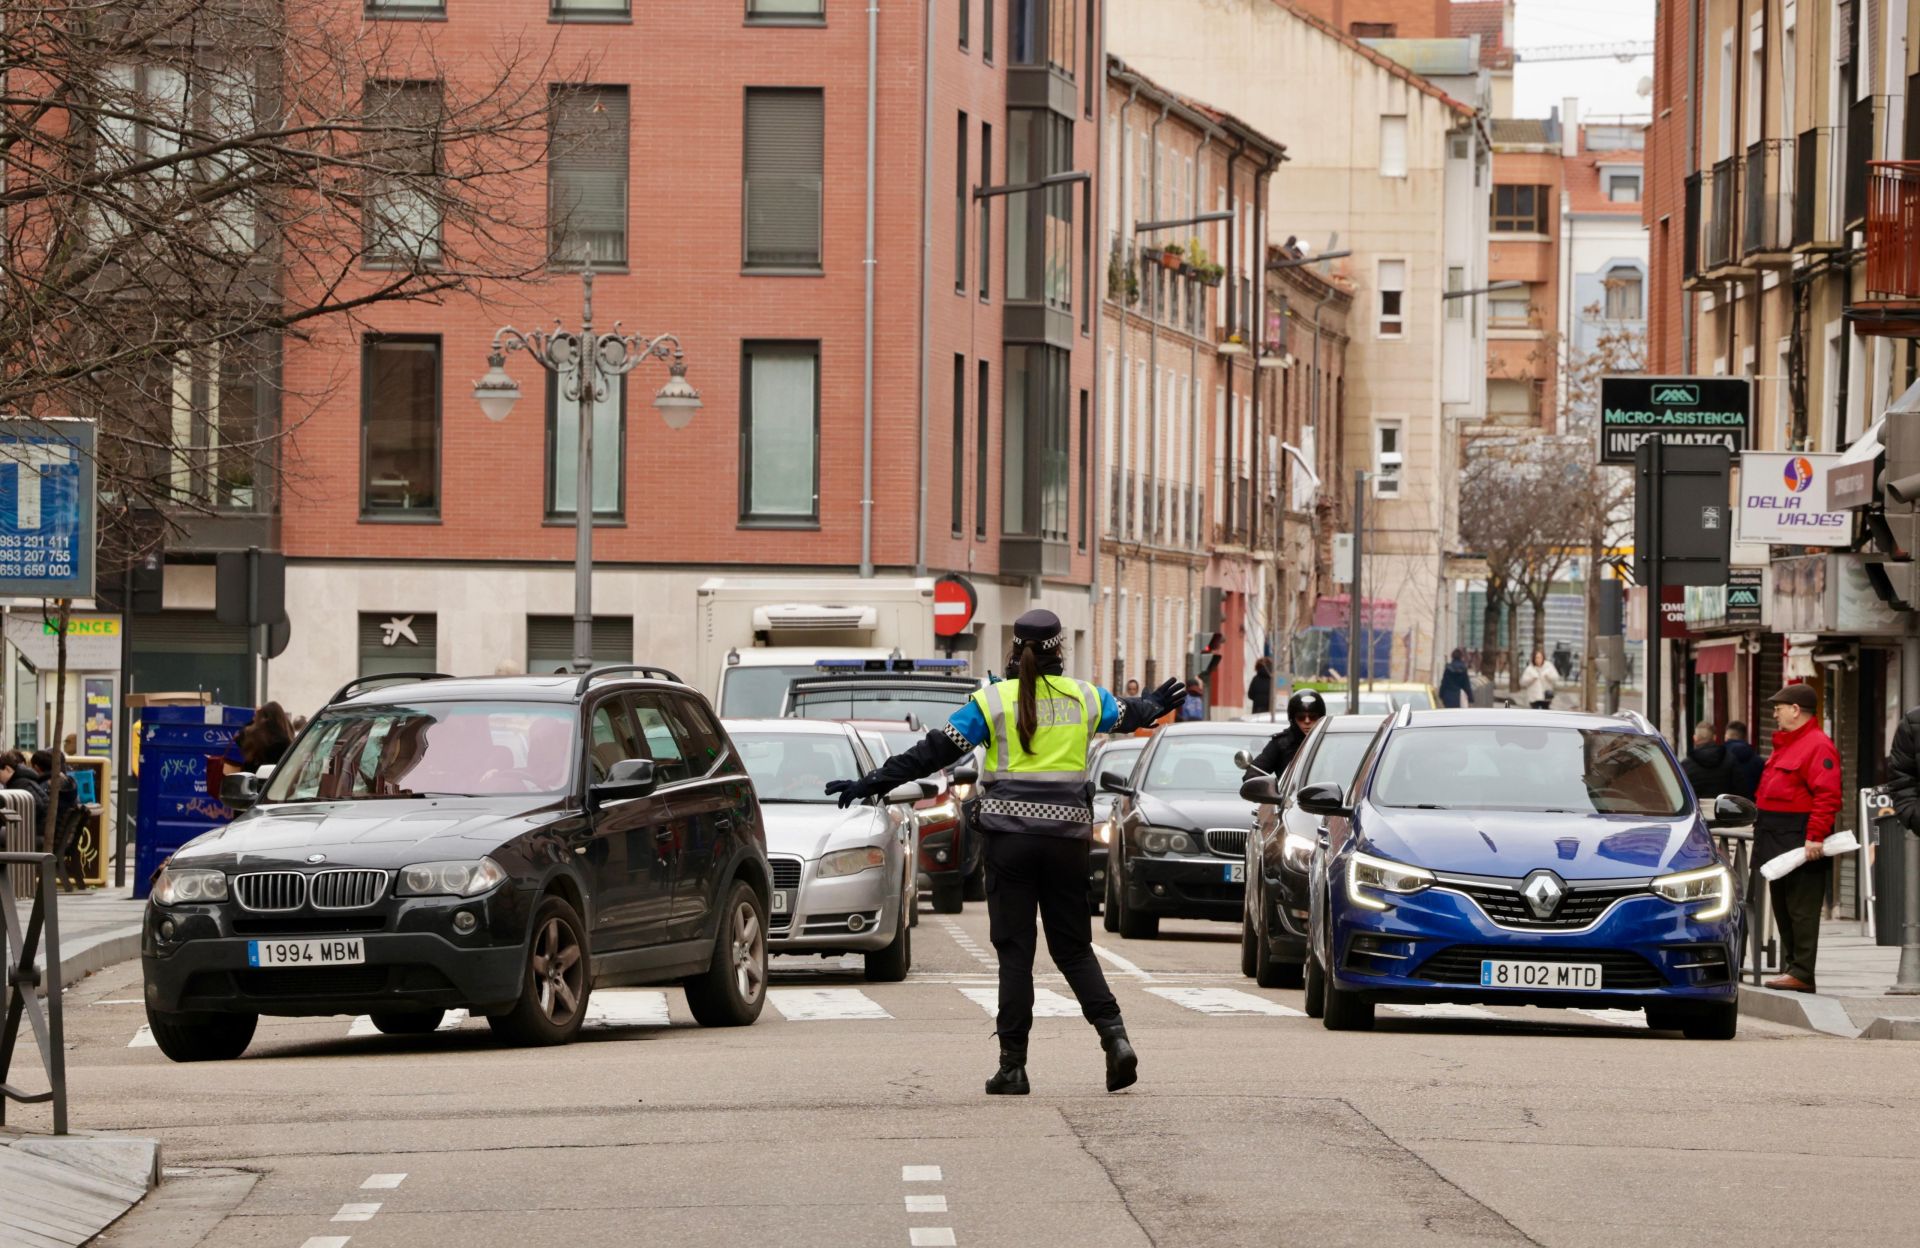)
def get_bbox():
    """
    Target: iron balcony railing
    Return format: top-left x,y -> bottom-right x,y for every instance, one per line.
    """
1743,138 -> 1795,257
1683,171 -> 1701,278
1846,96 -> 1890,229
1865,161 -> 1920,299
1794,126 -> 1846,249
1704,156 -> 1737,270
